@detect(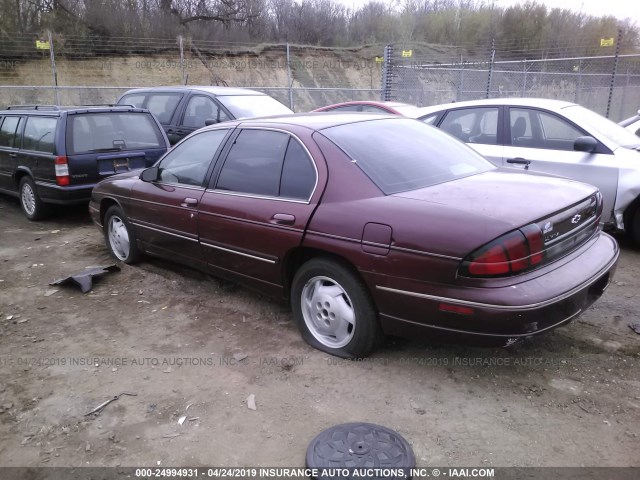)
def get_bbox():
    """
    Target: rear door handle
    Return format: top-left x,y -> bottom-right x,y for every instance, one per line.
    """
506,157 -> 531,170
271,213 -> 295,225
9,152 -> 17,157
181,197 -> 198,207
